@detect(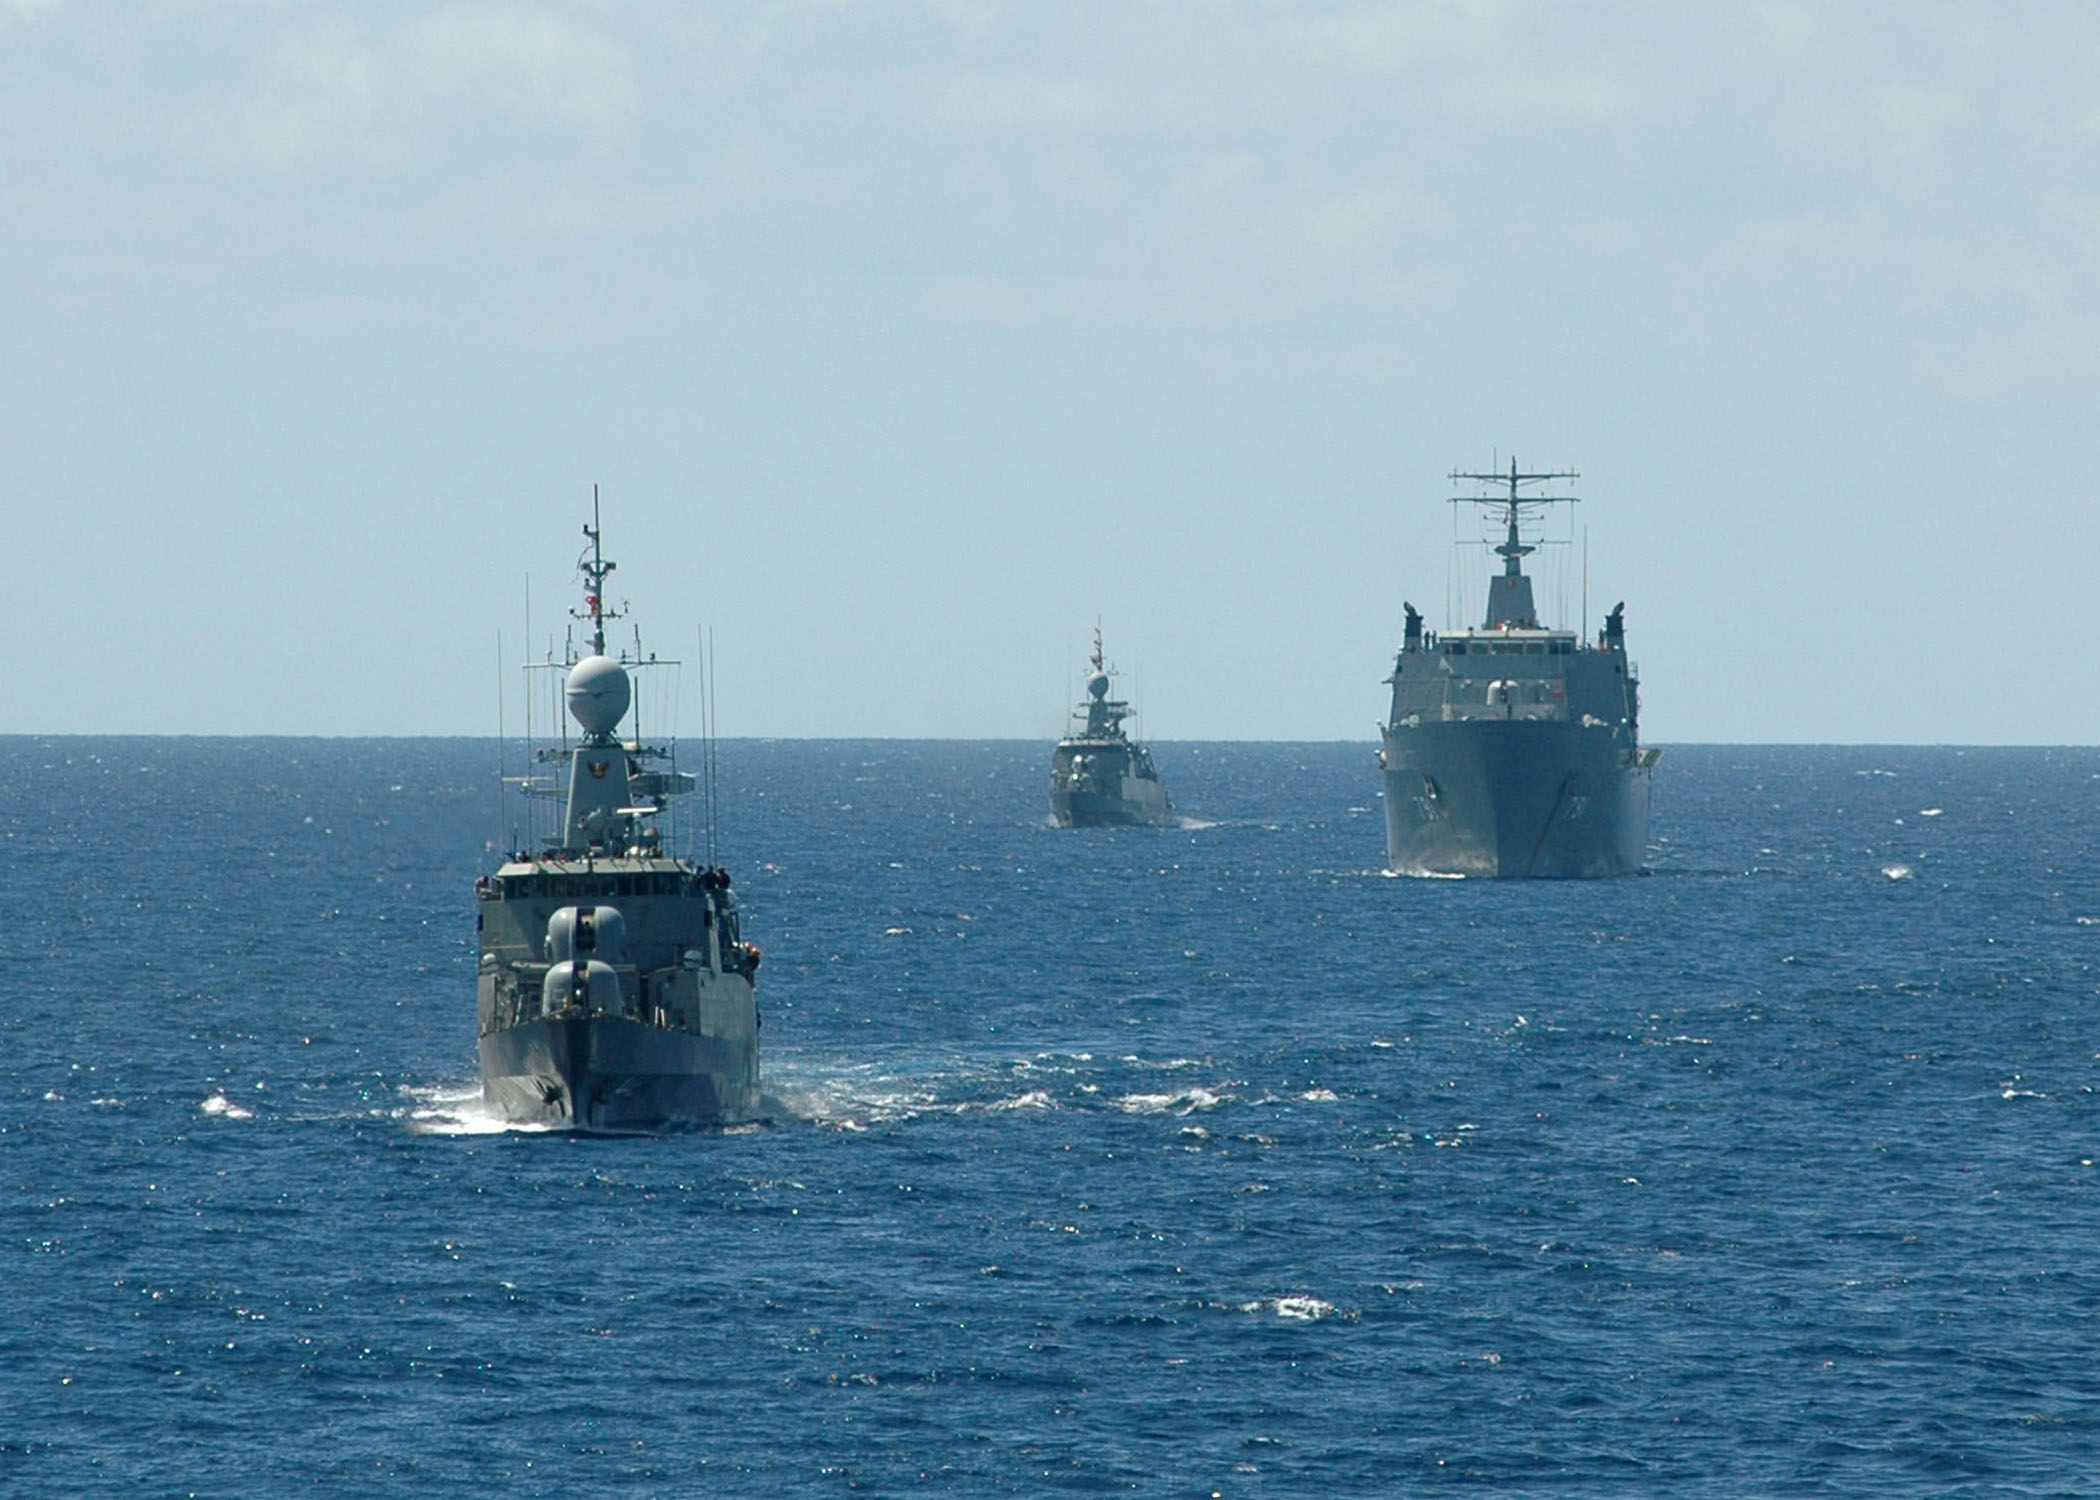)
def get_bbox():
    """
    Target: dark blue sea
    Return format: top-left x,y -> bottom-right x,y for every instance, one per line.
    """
5,738 -> 2099,1496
